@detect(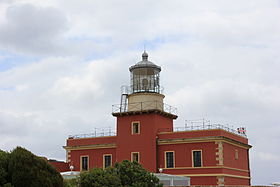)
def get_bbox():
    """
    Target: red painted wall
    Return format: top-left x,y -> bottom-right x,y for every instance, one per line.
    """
224,176 -> 250,186
49,160 -> 69,172
64,112 -> 251,186
158,142 -> 217,169
158,142 -> 218,185
154,114 -> 174,133
69,148 -> 116,171
67,136 -> 116,147
223,142 -> 249,171
190,176 -> 217,186
158,129 -> 248,144
116,113 -> 173,172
